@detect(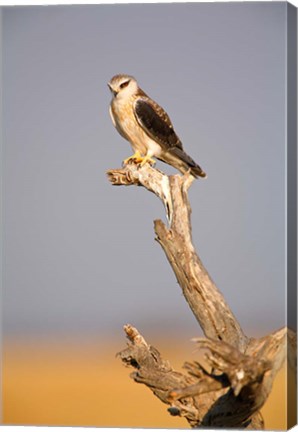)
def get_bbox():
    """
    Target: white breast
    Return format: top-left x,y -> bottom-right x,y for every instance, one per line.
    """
110,96 -> 162,158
